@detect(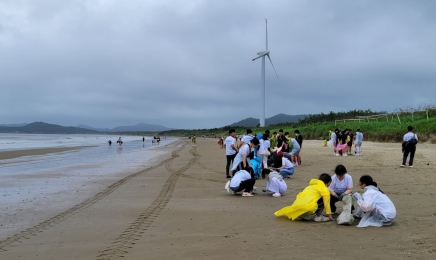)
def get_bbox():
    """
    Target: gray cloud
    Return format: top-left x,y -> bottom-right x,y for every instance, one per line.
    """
1,0 -> 435,129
